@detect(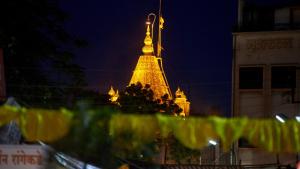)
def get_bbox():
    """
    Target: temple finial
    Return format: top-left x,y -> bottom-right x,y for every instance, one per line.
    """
142,24 -> 154,55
